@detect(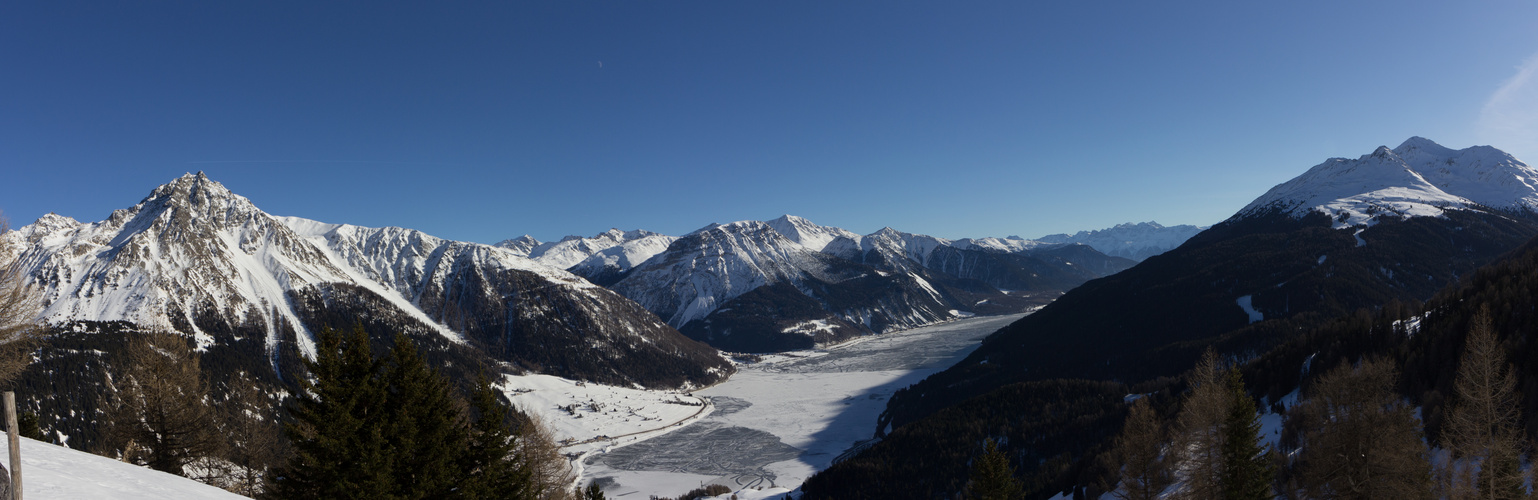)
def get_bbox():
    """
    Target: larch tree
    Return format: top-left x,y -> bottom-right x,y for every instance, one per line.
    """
1111,397 -> 1172,500
104,331 -> 224,476
1291,358 -> 1431,499
1174,349 -> 1230,500
1441,308 -> 1528,500
214,369 -> 287,497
